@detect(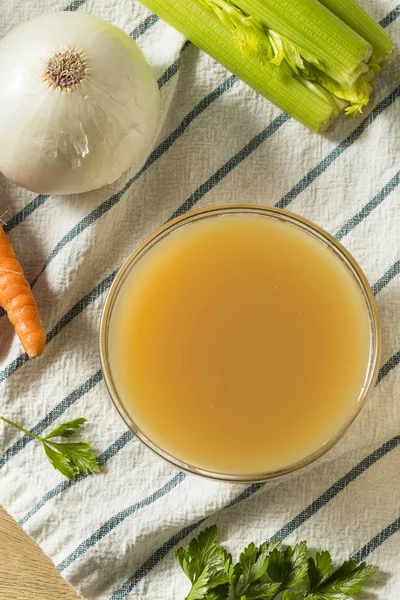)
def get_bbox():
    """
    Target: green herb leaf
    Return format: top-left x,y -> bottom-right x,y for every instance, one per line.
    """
204,585 -> 230,600
176,526 -> 228,600
308,552 -> 334,591
235,540 -> 283,598
316,560 -> 378,596
44,441 -> 100,478
267,547 -> 286,583
0,414 -> 99,479
267,542 -> 308,589
185,565 -> 211,600
244,581 -> 281,599
177,547 -> 192,581
258,541 -> 283,583
282,591 -> 305,600
240,542 -> 264,585
42,443 -> 79,479
45,418 -> 87,439
306,594 -> 348,600
289,542 -> 309,587
316,552 -> 334,583
222,549 -> 241,591
176,526 -> 378,600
